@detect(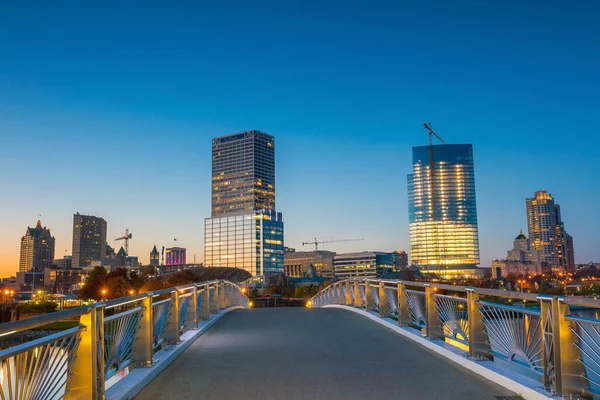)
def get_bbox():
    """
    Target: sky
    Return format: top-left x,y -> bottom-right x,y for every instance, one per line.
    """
0,1 -> 599,277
